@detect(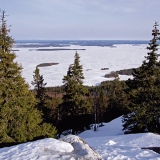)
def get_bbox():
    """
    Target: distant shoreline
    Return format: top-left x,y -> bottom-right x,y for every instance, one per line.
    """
14,40 -> 151,48
29,48 -> 86,51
